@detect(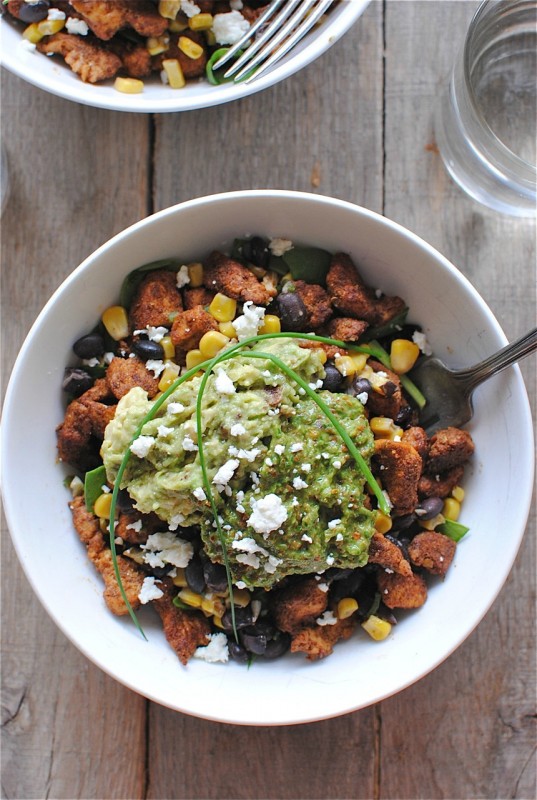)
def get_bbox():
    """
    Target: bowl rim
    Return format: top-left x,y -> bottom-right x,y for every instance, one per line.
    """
0,1 -> 370,113
2,189 -> 534,724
